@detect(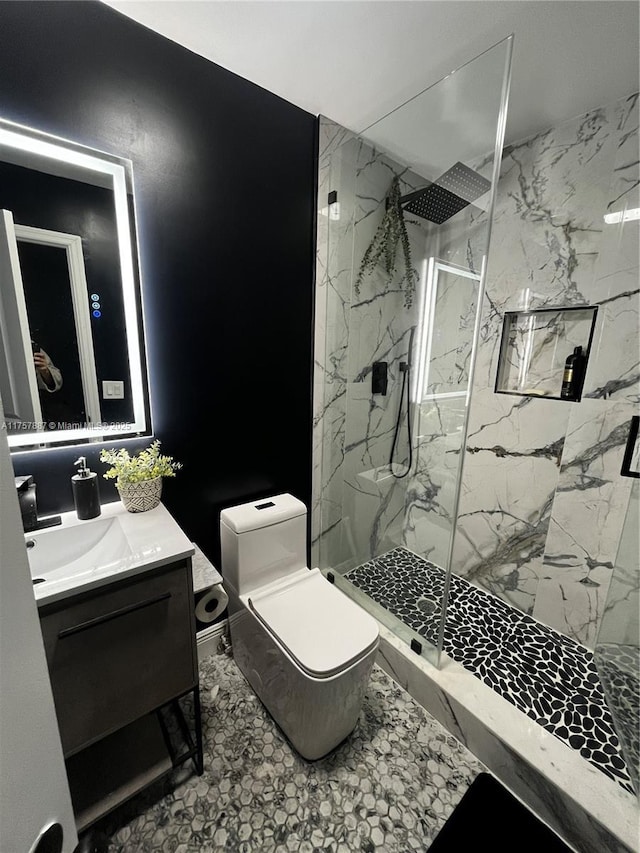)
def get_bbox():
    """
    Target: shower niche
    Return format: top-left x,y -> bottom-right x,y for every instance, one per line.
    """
495,306 -> 598,401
